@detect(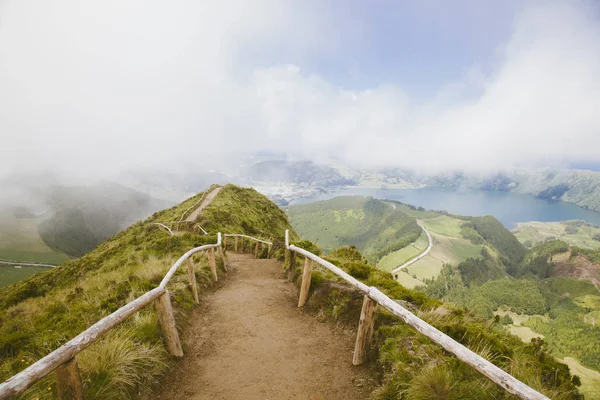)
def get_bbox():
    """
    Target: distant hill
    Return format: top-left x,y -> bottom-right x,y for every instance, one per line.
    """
286,196 -> 421,263
0,183 -> 169,266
